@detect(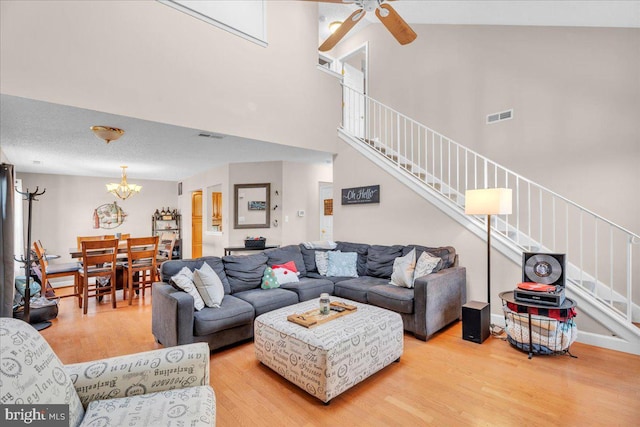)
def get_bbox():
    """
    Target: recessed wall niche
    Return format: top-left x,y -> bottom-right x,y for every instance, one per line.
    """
207,184 -> 223,233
